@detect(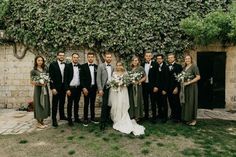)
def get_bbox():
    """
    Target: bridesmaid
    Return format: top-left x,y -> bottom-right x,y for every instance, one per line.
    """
128,56 -> 146,122
181,54 -> 200,126
30,56 -> 50,129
